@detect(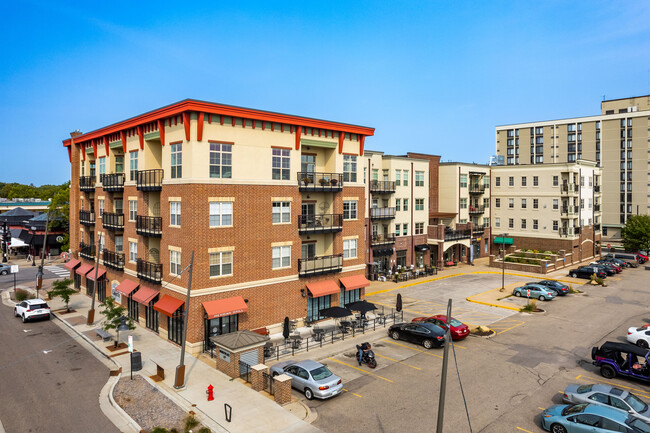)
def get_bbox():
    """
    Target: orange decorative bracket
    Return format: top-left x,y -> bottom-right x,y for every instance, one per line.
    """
338,132 -> 344,154
295,126 -> 302,150
183,112 -> 191,140
121,131 -> 127,152
92,139 -> 97,157
137,126 -> 144,150
80,144 -> 86,161
104,136 -> 110,155
197,112 -> 204,141
157,119 -> 165,146
359,135 -> 365,156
